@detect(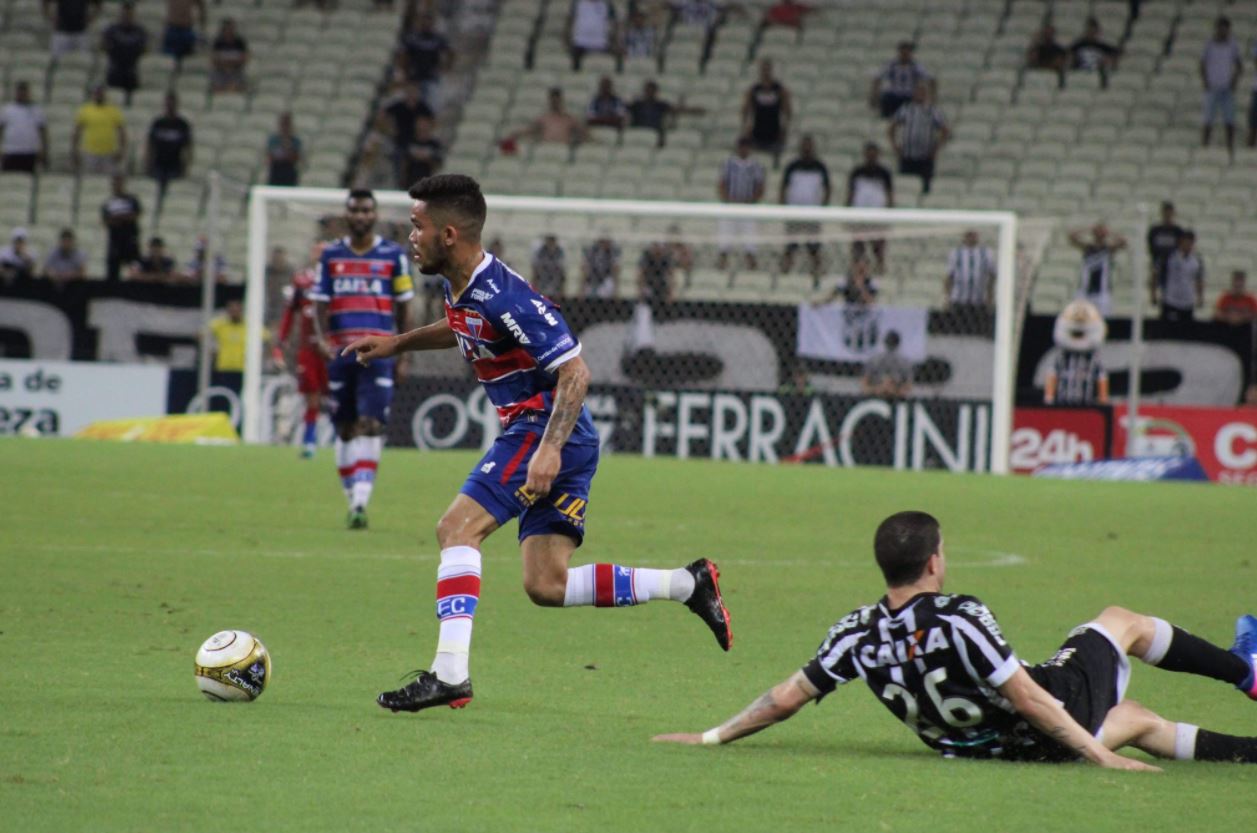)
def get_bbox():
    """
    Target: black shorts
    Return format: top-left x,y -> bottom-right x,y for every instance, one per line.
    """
1011,625 -> 1130,762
